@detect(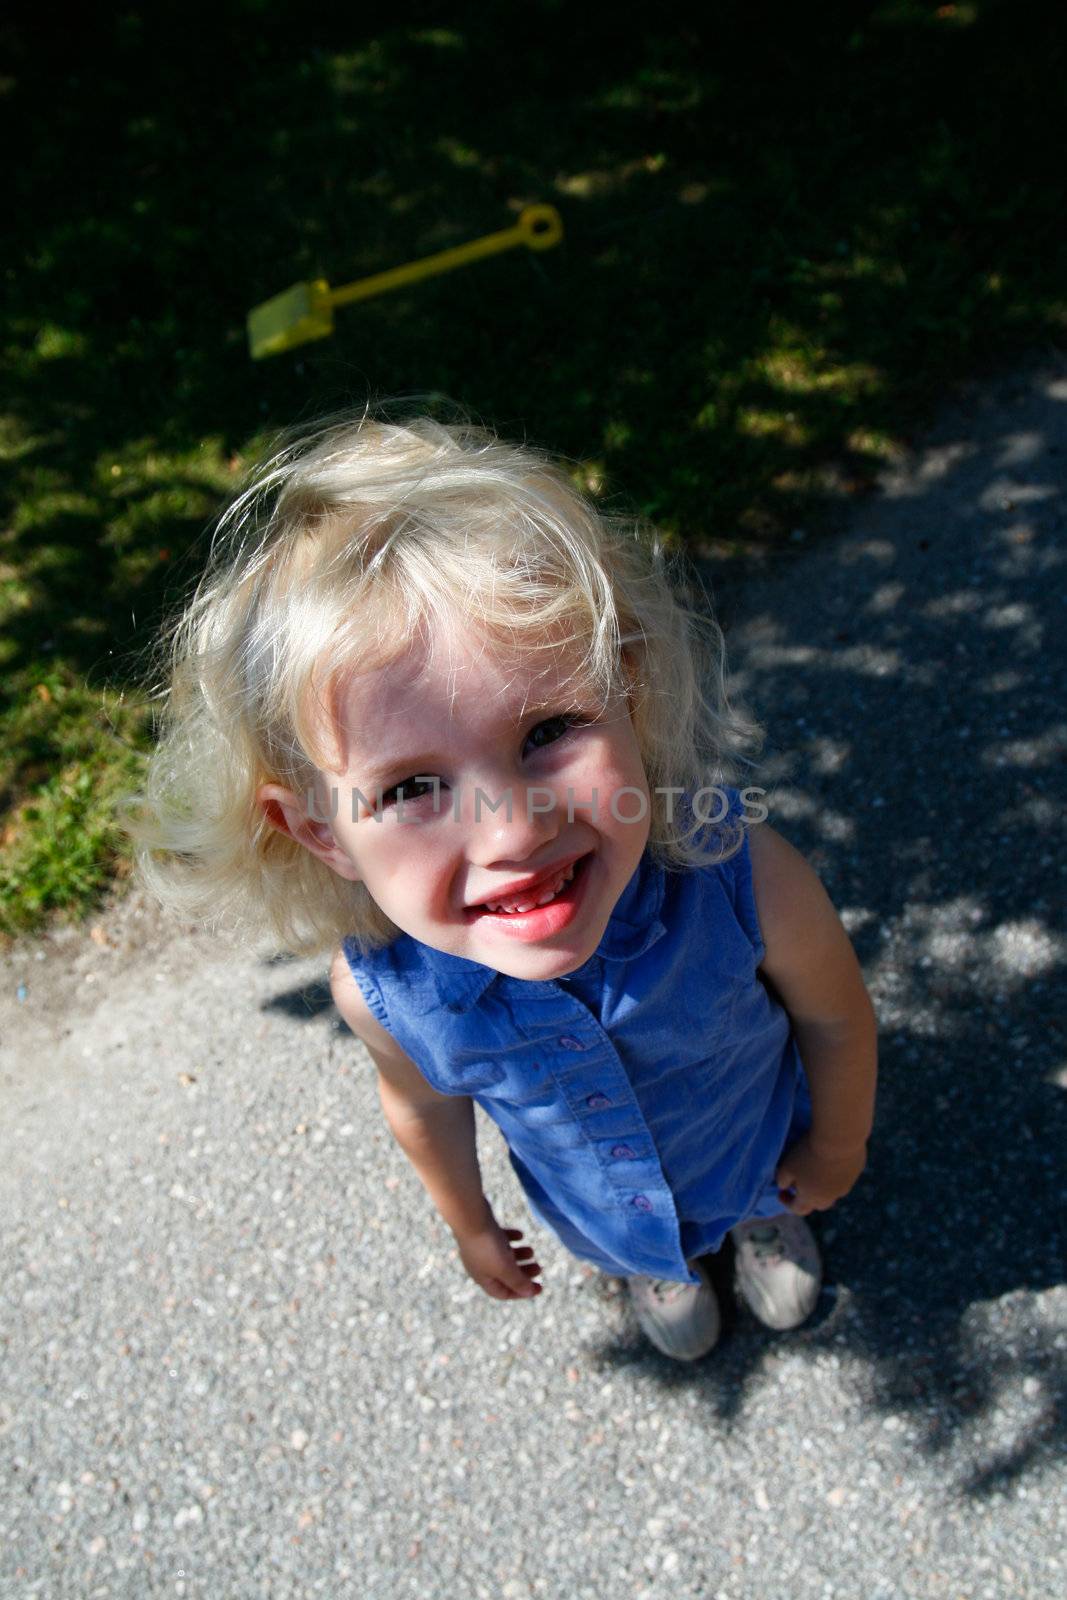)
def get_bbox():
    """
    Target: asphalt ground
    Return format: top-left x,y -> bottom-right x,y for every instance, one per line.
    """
1,354 -> 1065,1598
